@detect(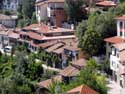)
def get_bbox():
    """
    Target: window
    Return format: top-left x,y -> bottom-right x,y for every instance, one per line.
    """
120,31 -> 122,37
120,21 -> 123,28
